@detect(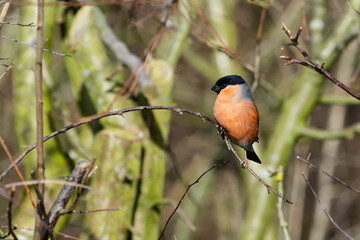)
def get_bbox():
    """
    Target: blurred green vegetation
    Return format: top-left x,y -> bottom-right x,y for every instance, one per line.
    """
0,0 -> 360,239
